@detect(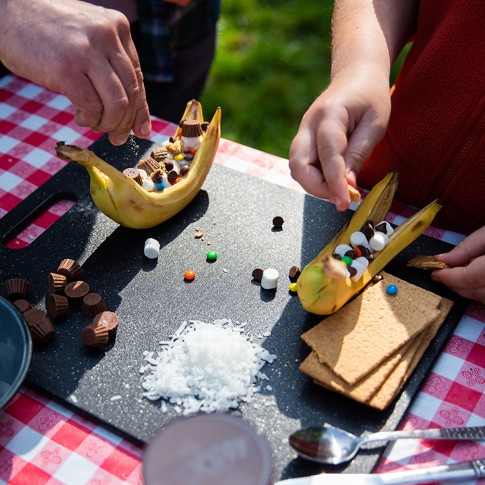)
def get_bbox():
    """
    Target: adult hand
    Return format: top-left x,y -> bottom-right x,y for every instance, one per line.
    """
0,0 -> 151,145
289,73 -> 391,211
432,226 -> 485,305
